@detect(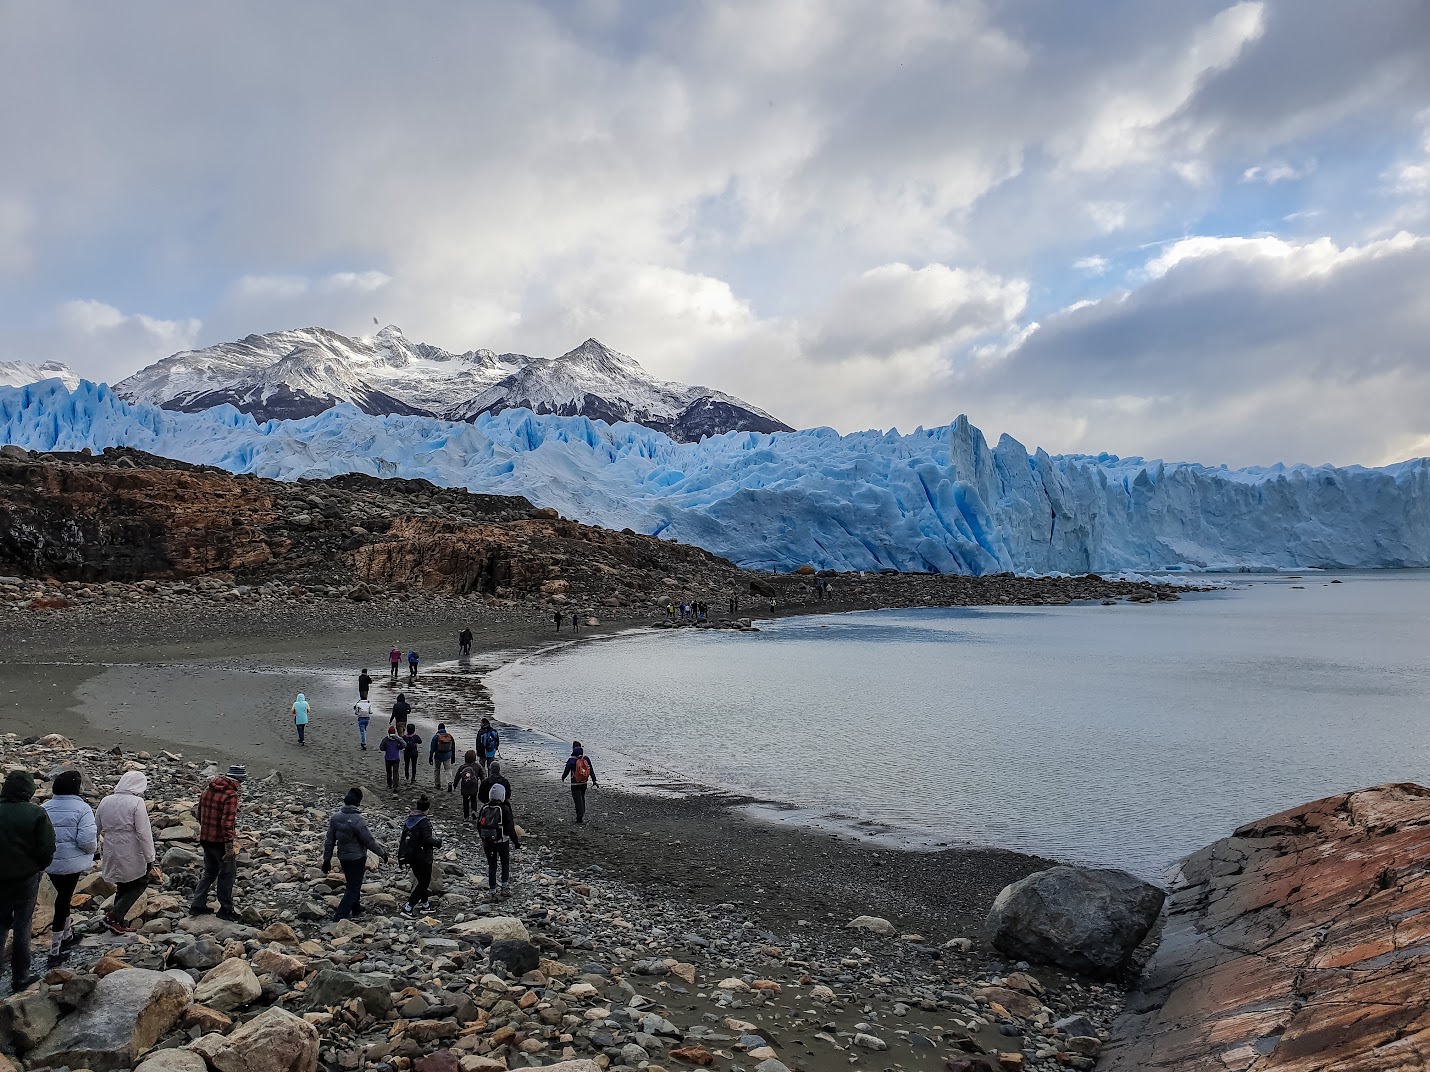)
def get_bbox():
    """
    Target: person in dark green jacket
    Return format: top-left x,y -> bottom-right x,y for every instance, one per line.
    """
0,770 -> 56,991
